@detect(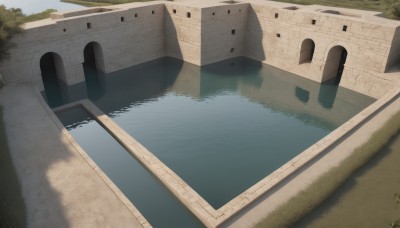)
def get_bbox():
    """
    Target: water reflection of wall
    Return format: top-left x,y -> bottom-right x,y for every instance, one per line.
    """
53,57 -> 374,129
